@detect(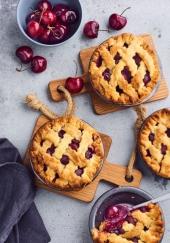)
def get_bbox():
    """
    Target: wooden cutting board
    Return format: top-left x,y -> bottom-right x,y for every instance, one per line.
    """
24,115 -> 142,202
48,34 -> 169,115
